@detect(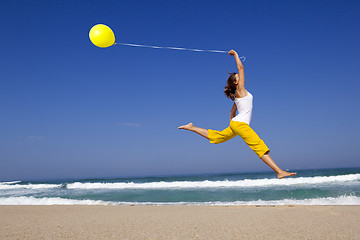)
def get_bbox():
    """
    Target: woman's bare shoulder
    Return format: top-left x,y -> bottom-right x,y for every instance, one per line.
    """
235,88 -> 248,98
